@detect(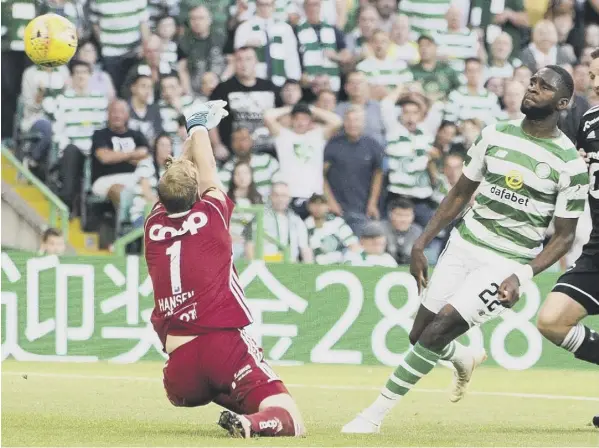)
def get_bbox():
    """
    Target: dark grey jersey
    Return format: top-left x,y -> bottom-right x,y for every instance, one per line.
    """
576,106 -> 599,262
